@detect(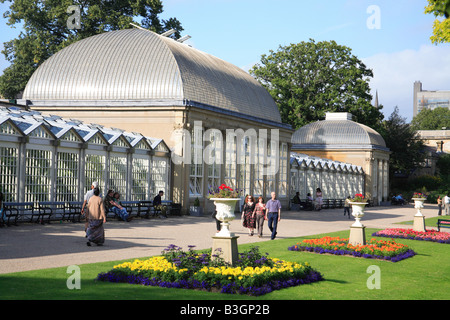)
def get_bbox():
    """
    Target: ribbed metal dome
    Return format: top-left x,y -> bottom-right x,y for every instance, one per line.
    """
23,28 -> 281,123
291,113 -> 386,149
